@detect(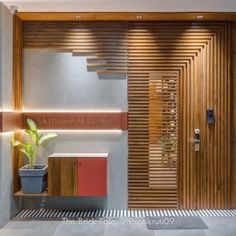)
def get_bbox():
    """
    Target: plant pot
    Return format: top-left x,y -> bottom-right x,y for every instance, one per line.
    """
19,164 -> 48,194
